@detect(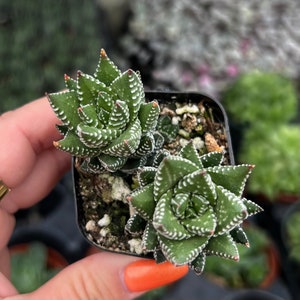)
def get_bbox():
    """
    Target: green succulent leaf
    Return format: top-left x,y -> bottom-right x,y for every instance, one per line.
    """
79,157 -> 106,174
97,91 -> 114,113
207,165 -> 253,197
55,124 -> 68,136
107,100 -> 130,130
153,132 -> 165,151
64,74 -> 77,91
97,107 -> 110,126
129,183 -> 156,221
78,104 -> 99,127
110,69 -> 144,121
243,198 -> 263,216
142,223 -> 158,252
179,141 -> 204,169
120,156 -> 148,173
48,91 -> 81,130
77,71 -> 107,105
138,101 -> 160,134
154,250 -> 168,264
134,133 -> 155,157
102,118 -> 142,157
191,194 -> 210,216
214,186 -> 248,235
189,252 -> 206,275
54,130 -> 99,157
158,234 -> 209,265
125,213 -> 147,235
138,167 -> 157,187
94,49 -> 122,85
181,206 -> 216,237
153,190 -> 192,240
174,170 -> 216,205
171,193 -> 189,219
205,233 -> 239,261
77,124 -> 122,148
230,226 -> 249,246
98,154 -> 127,172
154,156 -> 199,201
157,115 -> 179,142
200,151 -> 224,168
150,149 -> 170,168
